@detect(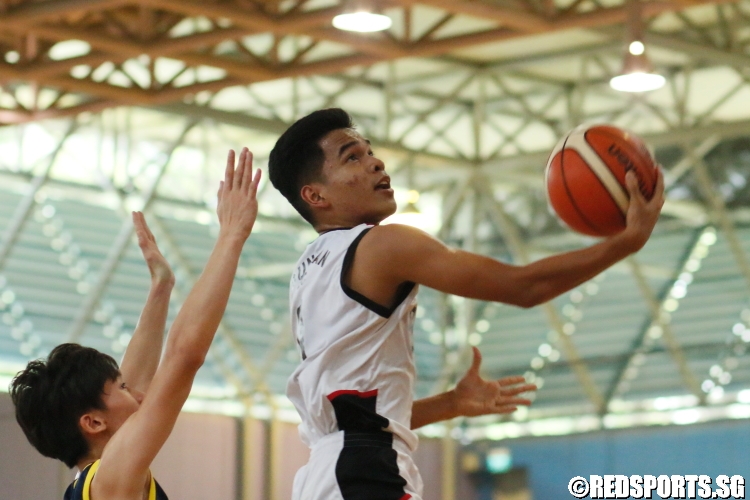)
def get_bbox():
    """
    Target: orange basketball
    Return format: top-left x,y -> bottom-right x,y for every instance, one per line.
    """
545,125 -> 657,237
